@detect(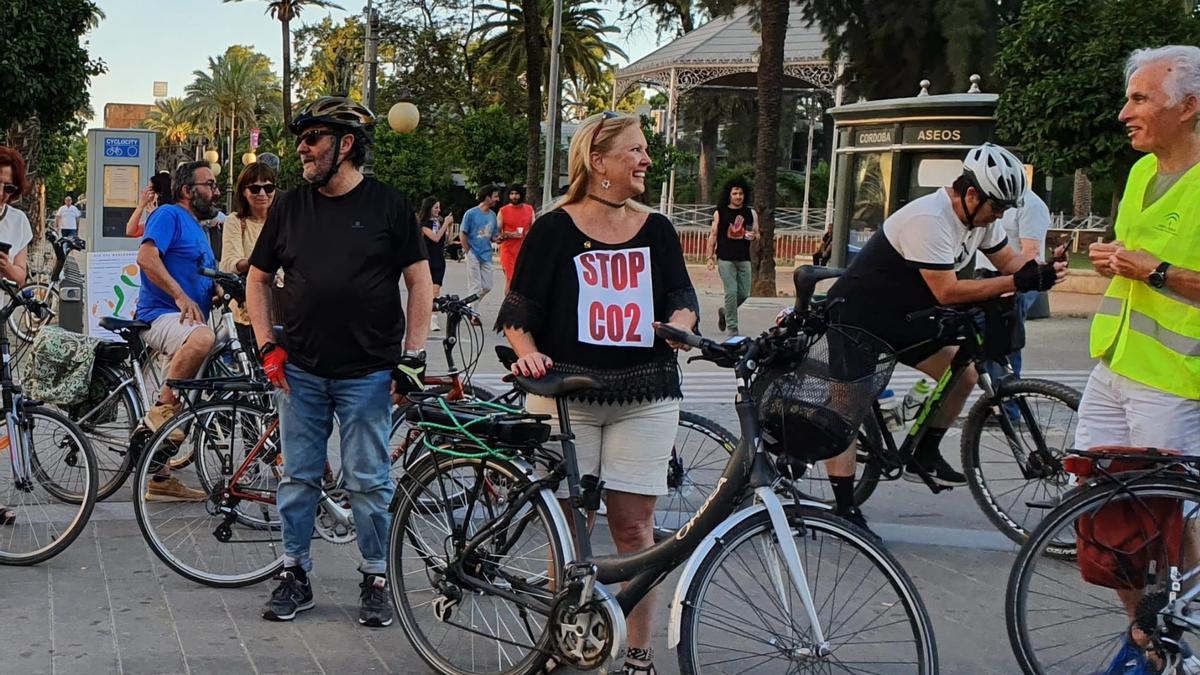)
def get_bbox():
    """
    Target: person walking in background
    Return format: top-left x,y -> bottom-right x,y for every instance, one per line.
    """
126,171 -> 173,238
497,183 -> 534,293
706,177 -> 757,336
459,184 -> 500,313
55,196 -> 81,238
497,111 -> 699,675
418,196 -> 453,332
220,162 -> 278,350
